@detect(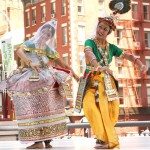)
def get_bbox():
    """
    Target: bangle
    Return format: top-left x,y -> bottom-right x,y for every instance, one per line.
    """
90,58 -> 97,64
96,66 -> 102,71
